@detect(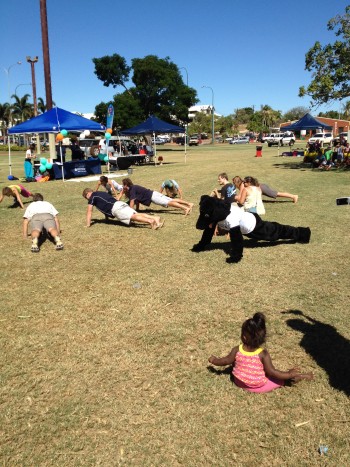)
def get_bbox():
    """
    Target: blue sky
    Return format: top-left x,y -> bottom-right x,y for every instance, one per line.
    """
1,0 -> 348,119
